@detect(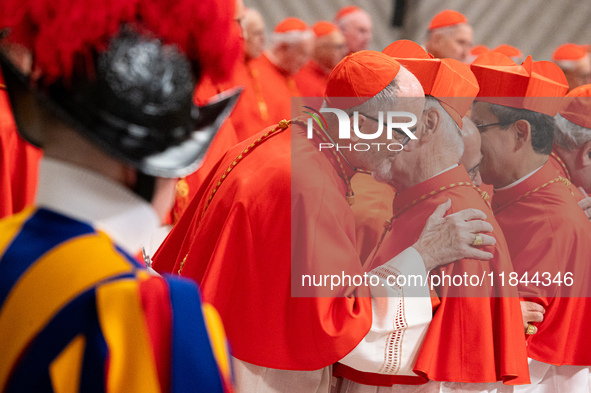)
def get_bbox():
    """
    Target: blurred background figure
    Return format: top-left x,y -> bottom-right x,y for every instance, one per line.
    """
334,6 -> 373,53
173,0 -> 247,225
242,8 -> 266,61
249,17 -> 313,125
232,6 -> 273,140
294,21 -> 348,98
553,84 -> 591,196
552,43 -> 591,91
425,9 -> 473,63
493,44 -> 524,63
